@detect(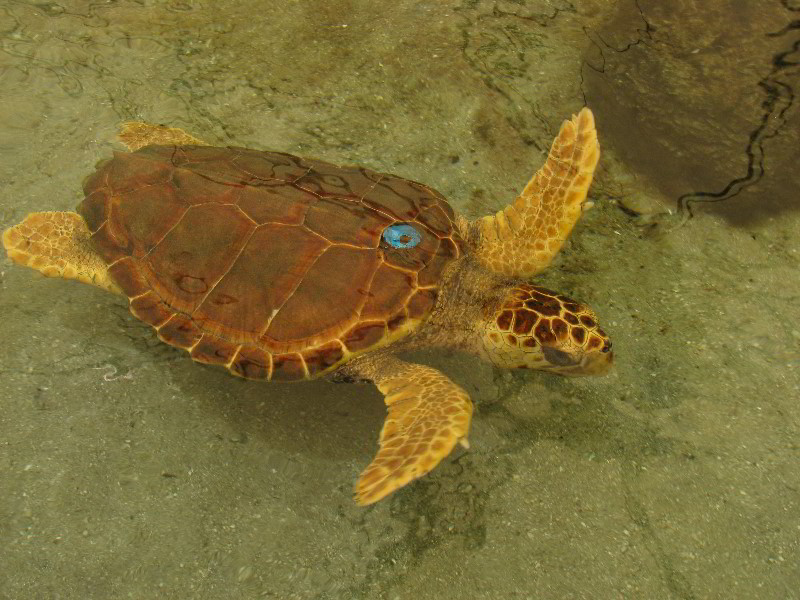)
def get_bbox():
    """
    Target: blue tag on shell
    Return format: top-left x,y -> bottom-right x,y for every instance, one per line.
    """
382,224 -> 421,249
